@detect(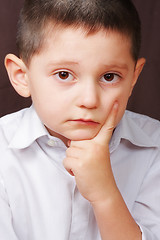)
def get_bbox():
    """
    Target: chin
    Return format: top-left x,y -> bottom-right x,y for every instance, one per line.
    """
68,131 -> 97,141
